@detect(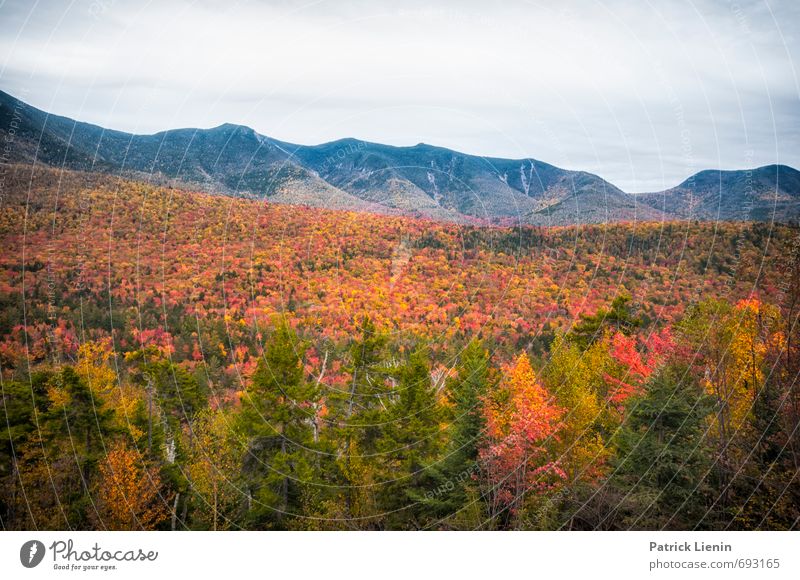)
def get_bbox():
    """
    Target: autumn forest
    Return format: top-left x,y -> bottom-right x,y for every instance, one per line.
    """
1,166 -> 799,531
